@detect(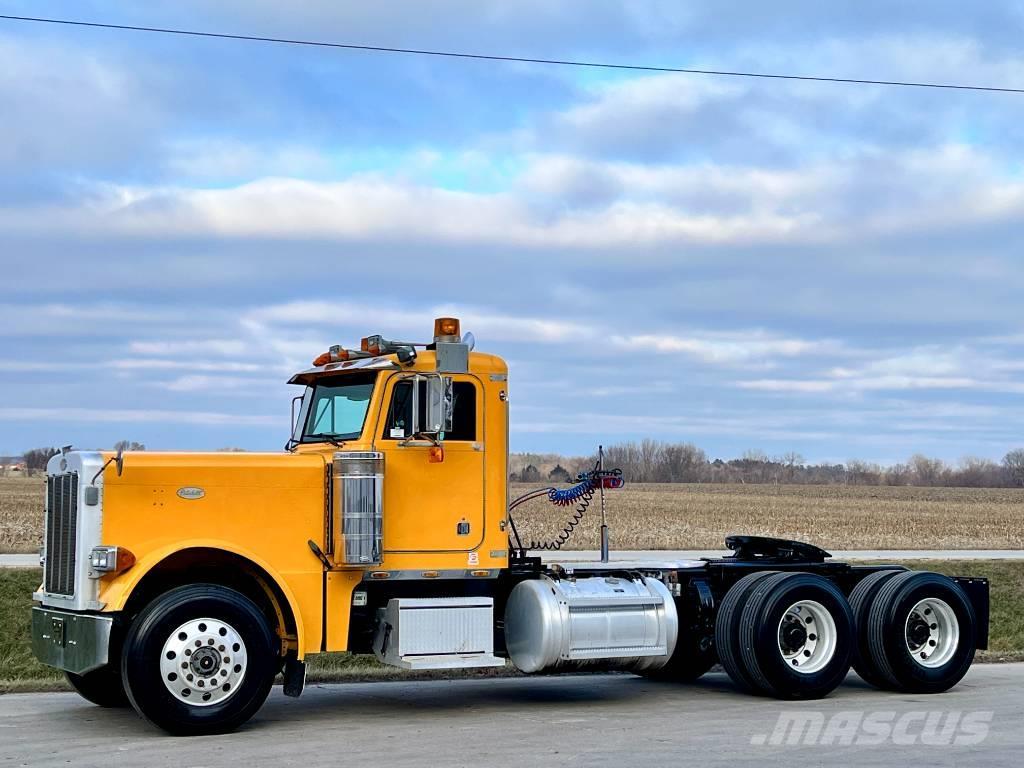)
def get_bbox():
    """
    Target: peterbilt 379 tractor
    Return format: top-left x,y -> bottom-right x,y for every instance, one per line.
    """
32,317 -> 989,735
